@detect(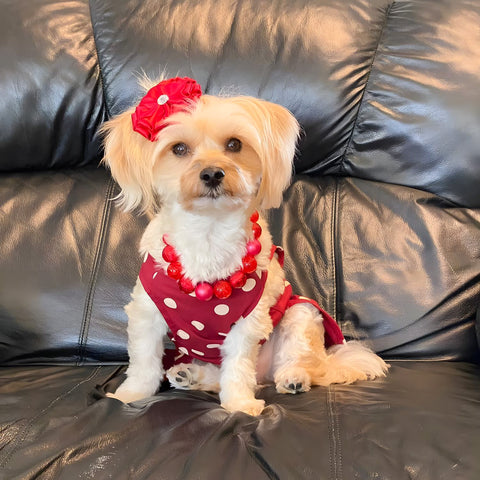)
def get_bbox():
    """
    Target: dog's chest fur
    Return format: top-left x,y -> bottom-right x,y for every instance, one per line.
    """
140,206 -> 271,284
